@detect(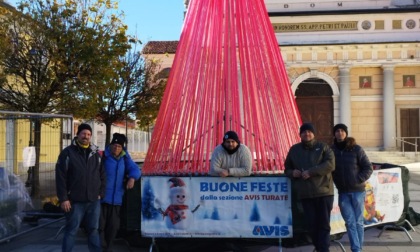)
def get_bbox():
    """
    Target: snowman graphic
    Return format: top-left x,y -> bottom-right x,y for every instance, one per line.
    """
155,177 -> 201,229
